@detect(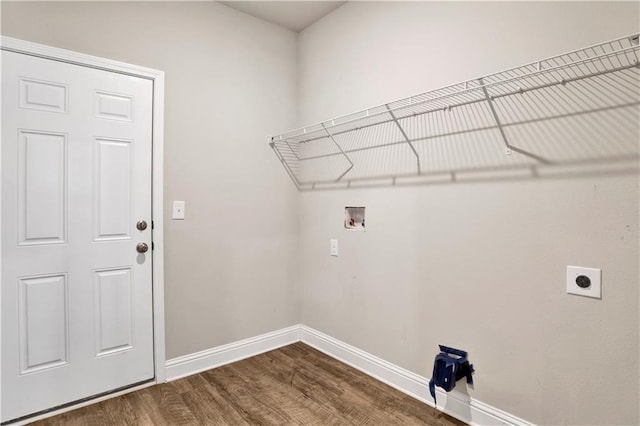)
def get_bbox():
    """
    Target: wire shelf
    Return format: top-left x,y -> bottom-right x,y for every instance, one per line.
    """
270,34 -> 640,189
